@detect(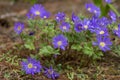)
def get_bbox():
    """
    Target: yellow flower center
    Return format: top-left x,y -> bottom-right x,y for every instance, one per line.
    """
27,63 -> 33,69
17,26 -> 21,30
35,11 -> 40,15
100,42 -> 105,47
63,26 -> 67,30
57,41 -> 62,46
84,25 -> 88,29
88,8 -> 91,11
99,30 -> 104,34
